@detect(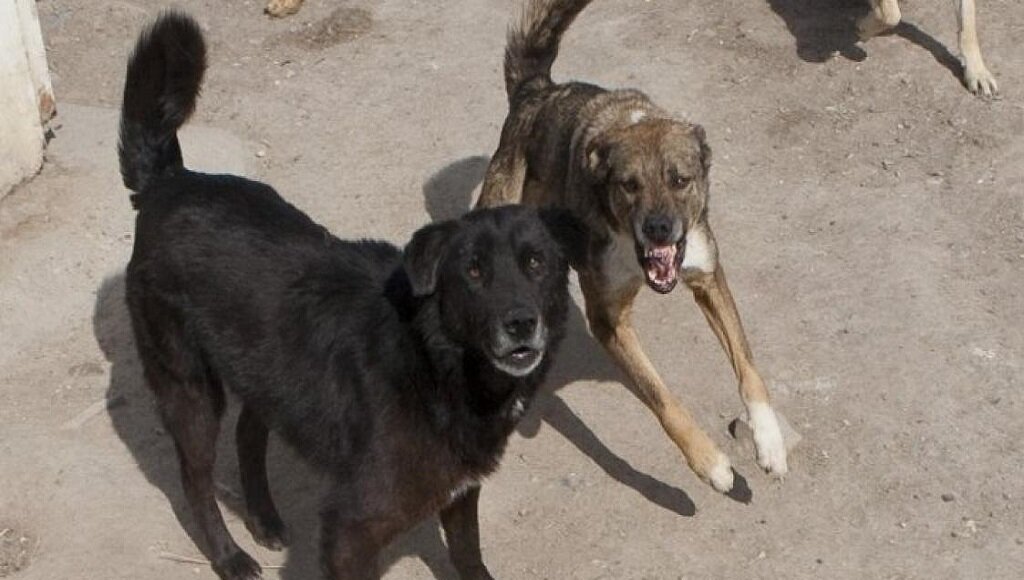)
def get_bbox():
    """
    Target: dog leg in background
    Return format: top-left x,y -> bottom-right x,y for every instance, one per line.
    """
265,0 -> 304,18
859,0 -> 998,97
684,259 -> 788,477
236,406 -> 289,550
579,276 -> 735,494
440,486 -> 495,580
957,0 -> 998,96
857,0 -> 901,40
